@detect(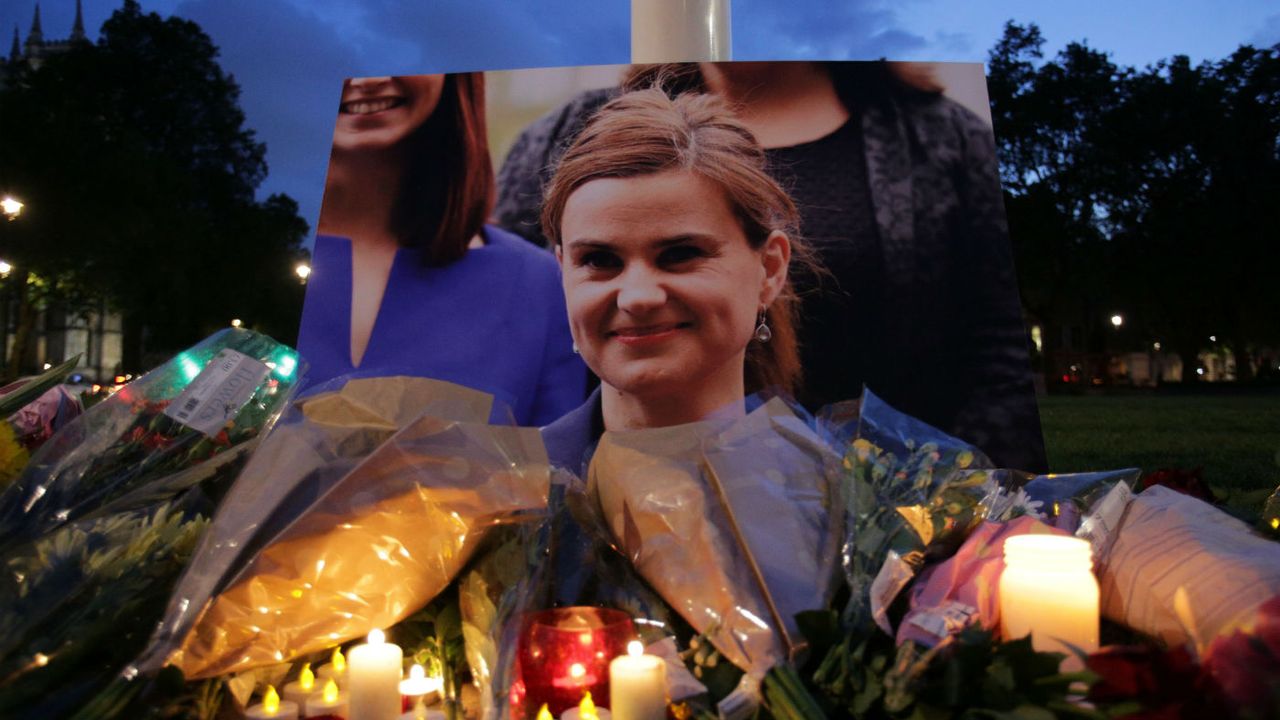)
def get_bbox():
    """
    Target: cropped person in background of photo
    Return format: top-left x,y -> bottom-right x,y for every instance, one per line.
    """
297,73 -> 585,424
497,61 -> 1047,472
